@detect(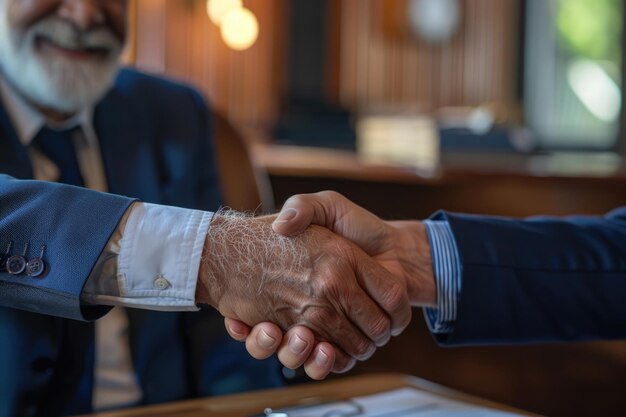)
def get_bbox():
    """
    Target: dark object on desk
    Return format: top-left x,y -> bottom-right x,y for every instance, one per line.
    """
274,98 -> 357,150
440,126 -> 535,153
